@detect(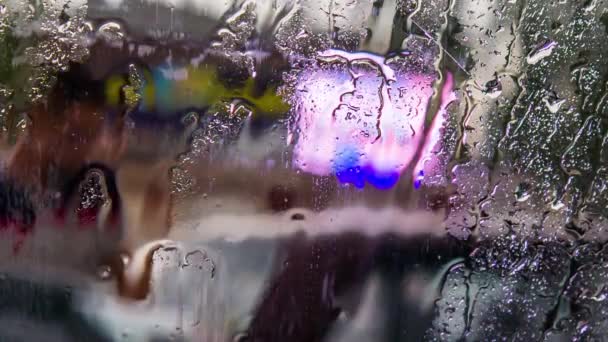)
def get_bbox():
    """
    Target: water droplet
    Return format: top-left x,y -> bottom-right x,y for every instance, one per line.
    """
96,264 -> 112,280
515,182 -> 532,202
542,92 -> 566,113
526,41 -> 557,65
97,21 -> 124,43
181,111 -> 199,128
122,64 -> 143,110
483,77 -> 502,98
120,253 -> 131,267
183,249 -> 215,277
